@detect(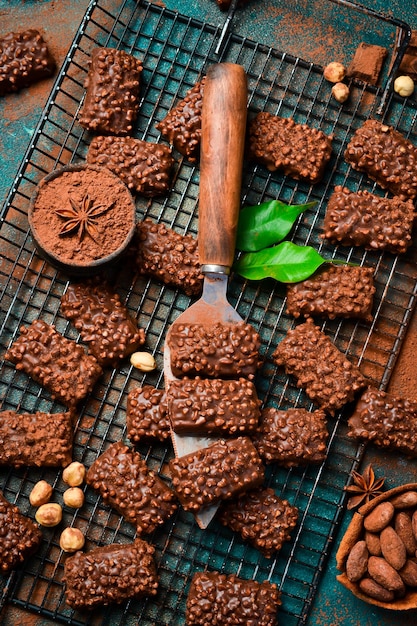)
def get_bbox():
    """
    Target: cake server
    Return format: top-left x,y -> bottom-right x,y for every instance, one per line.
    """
164,62 -> 248,529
